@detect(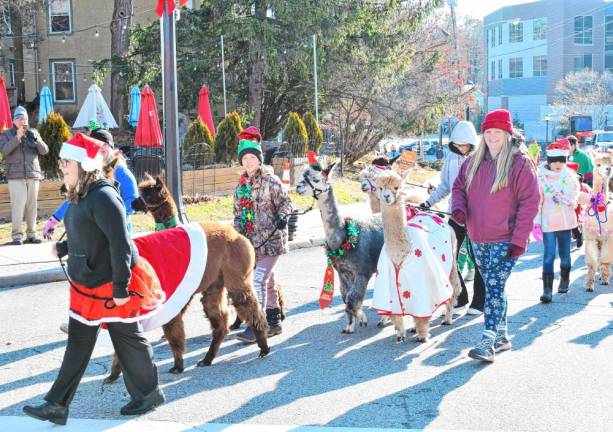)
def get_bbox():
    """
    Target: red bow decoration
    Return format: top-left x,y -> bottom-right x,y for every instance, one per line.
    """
156,0 -> 189,17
